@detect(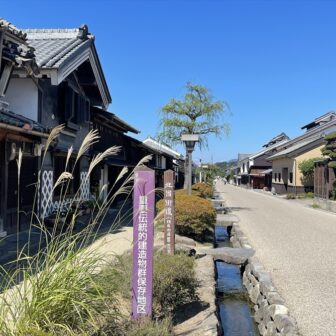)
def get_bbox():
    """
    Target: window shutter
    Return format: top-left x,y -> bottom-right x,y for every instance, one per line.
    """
75,95 -> 89,124
64,88 -> 74,121
85,99 -> 90,123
